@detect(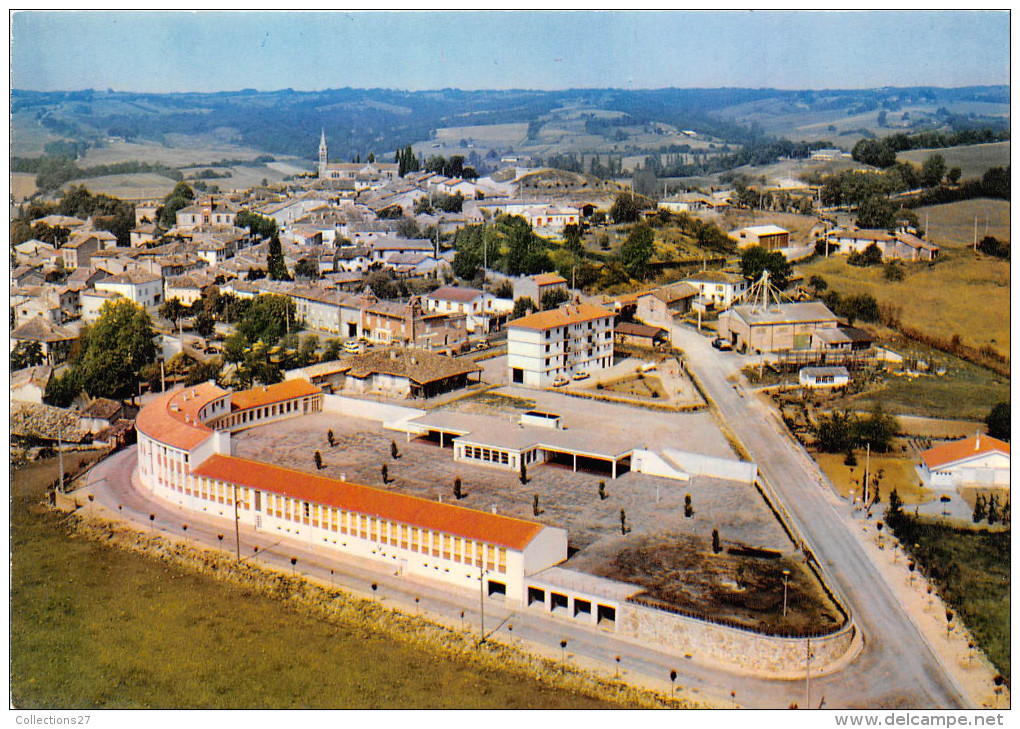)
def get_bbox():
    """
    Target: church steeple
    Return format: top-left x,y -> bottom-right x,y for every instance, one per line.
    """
318,129 -> 328,178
